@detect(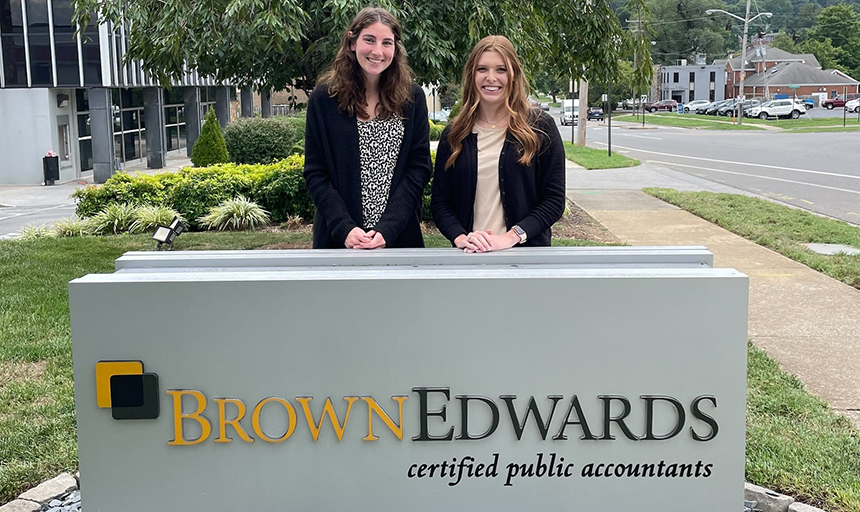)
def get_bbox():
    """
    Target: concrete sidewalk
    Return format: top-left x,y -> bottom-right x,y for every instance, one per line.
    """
568,184 -> 860,428
0,155 -> 192,208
